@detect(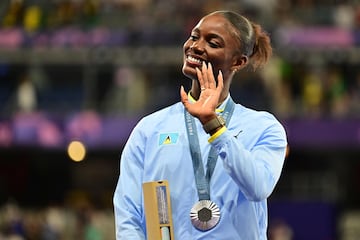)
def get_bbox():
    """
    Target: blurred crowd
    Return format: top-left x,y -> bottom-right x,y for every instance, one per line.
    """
0,201 -> 114,240
0,0 -> 360,119
0,0 -> 360,45
1,200 -> 360,240
1,0 -> 360,31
